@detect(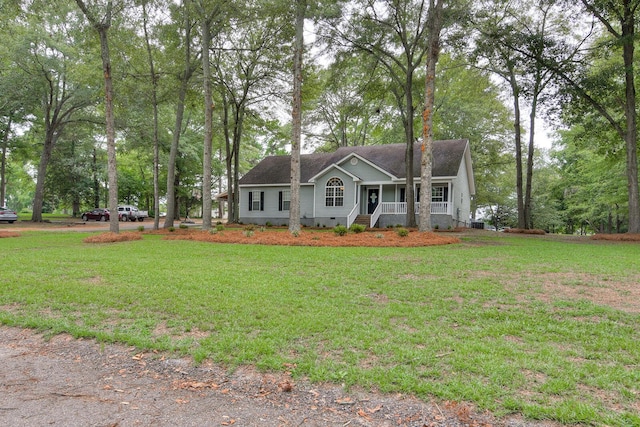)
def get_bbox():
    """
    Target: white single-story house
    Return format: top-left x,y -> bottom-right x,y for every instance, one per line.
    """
238,139 -> 475,229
